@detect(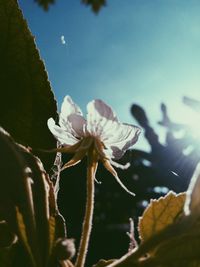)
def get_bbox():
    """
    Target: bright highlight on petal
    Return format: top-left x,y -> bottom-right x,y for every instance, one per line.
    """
86,99 -> 118,137
61,95 -> 83,117
59,96 -> 86,138
47,118 -> 79,146
47,96 -> 141,195
104,123 -> 141,159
